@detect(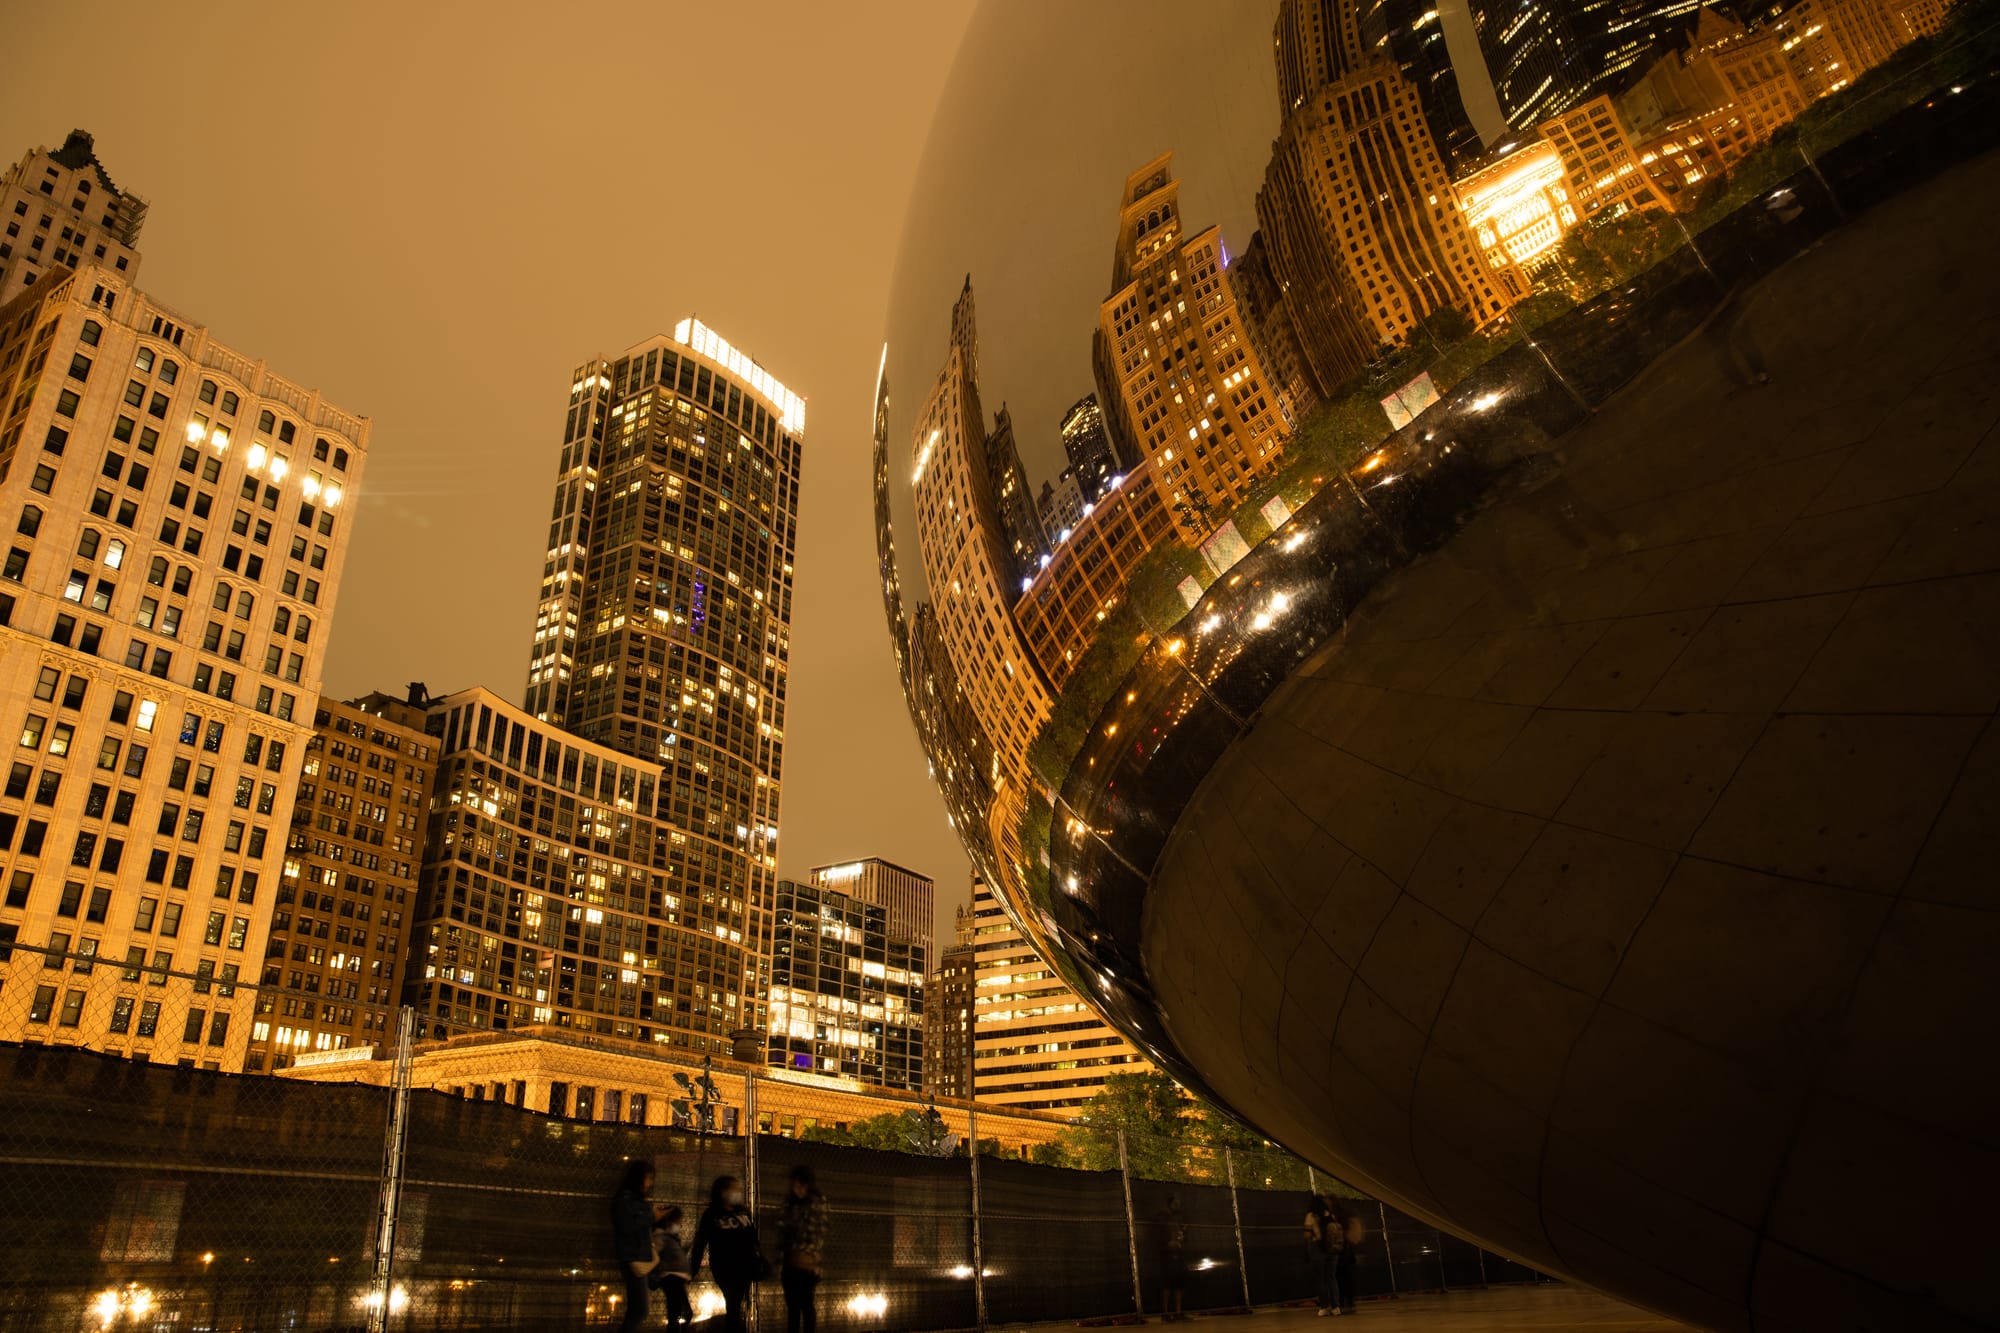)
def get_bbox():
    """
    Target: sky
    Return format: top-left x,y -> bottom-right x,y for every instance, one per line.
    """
0,2 -> 981,946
